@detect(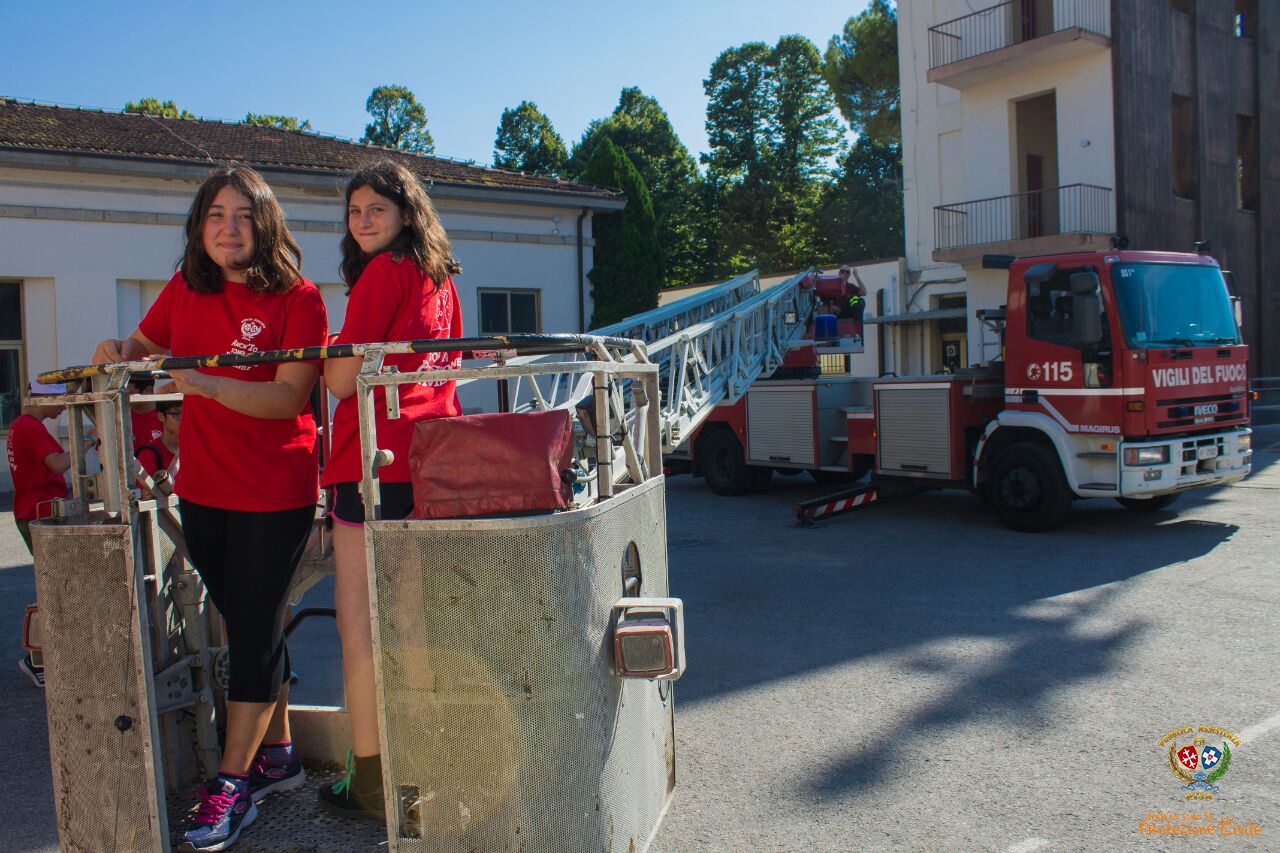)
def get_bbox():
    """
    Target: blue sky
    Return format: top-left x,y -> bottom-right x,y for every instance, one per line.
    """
2,0 -> 868,167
